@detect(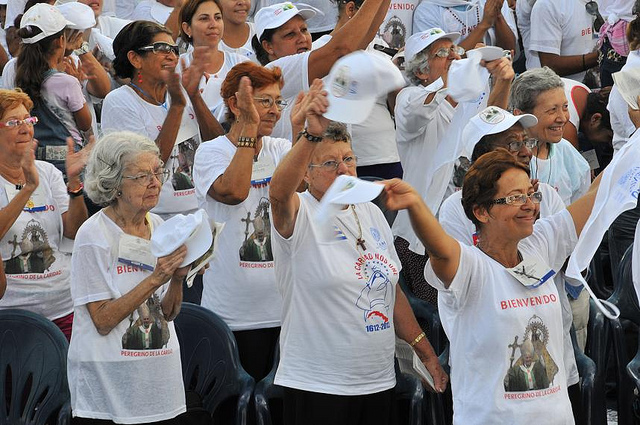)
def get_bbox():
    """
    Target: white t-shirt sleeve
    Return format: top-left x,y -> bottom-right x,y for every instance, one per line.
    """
412,3 -> 441,35
395,86 -> 449,138
526,209 -> 578,272
267,51 -> 311,99
101,90 -> 149,134
529,0 -> 562,55
45,73 -> 87,113
438,192 -> 475,246
71,240 -> 115,306
192,138 -> 234,204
